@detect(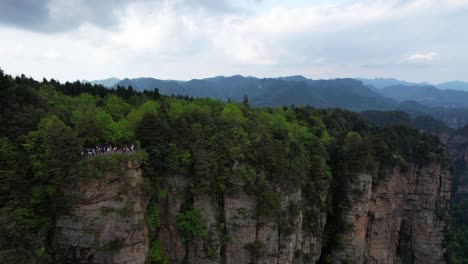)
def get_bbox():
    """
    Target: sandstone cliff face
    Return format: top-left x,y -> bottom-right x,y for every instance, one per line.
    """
155,163 -> 450,264
154,167 -> 331,264
53,160 -> 450,264
53,161 -> 149,264
331,163 -> 451,264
